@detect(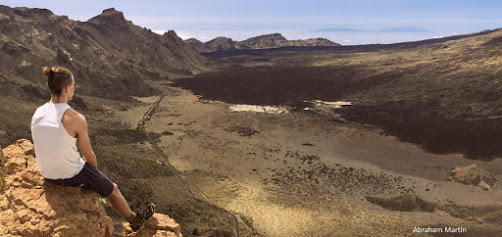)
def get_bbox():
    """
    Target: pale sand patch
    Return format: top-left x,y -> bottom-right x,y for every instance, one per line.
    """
228,104 -> 290,114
